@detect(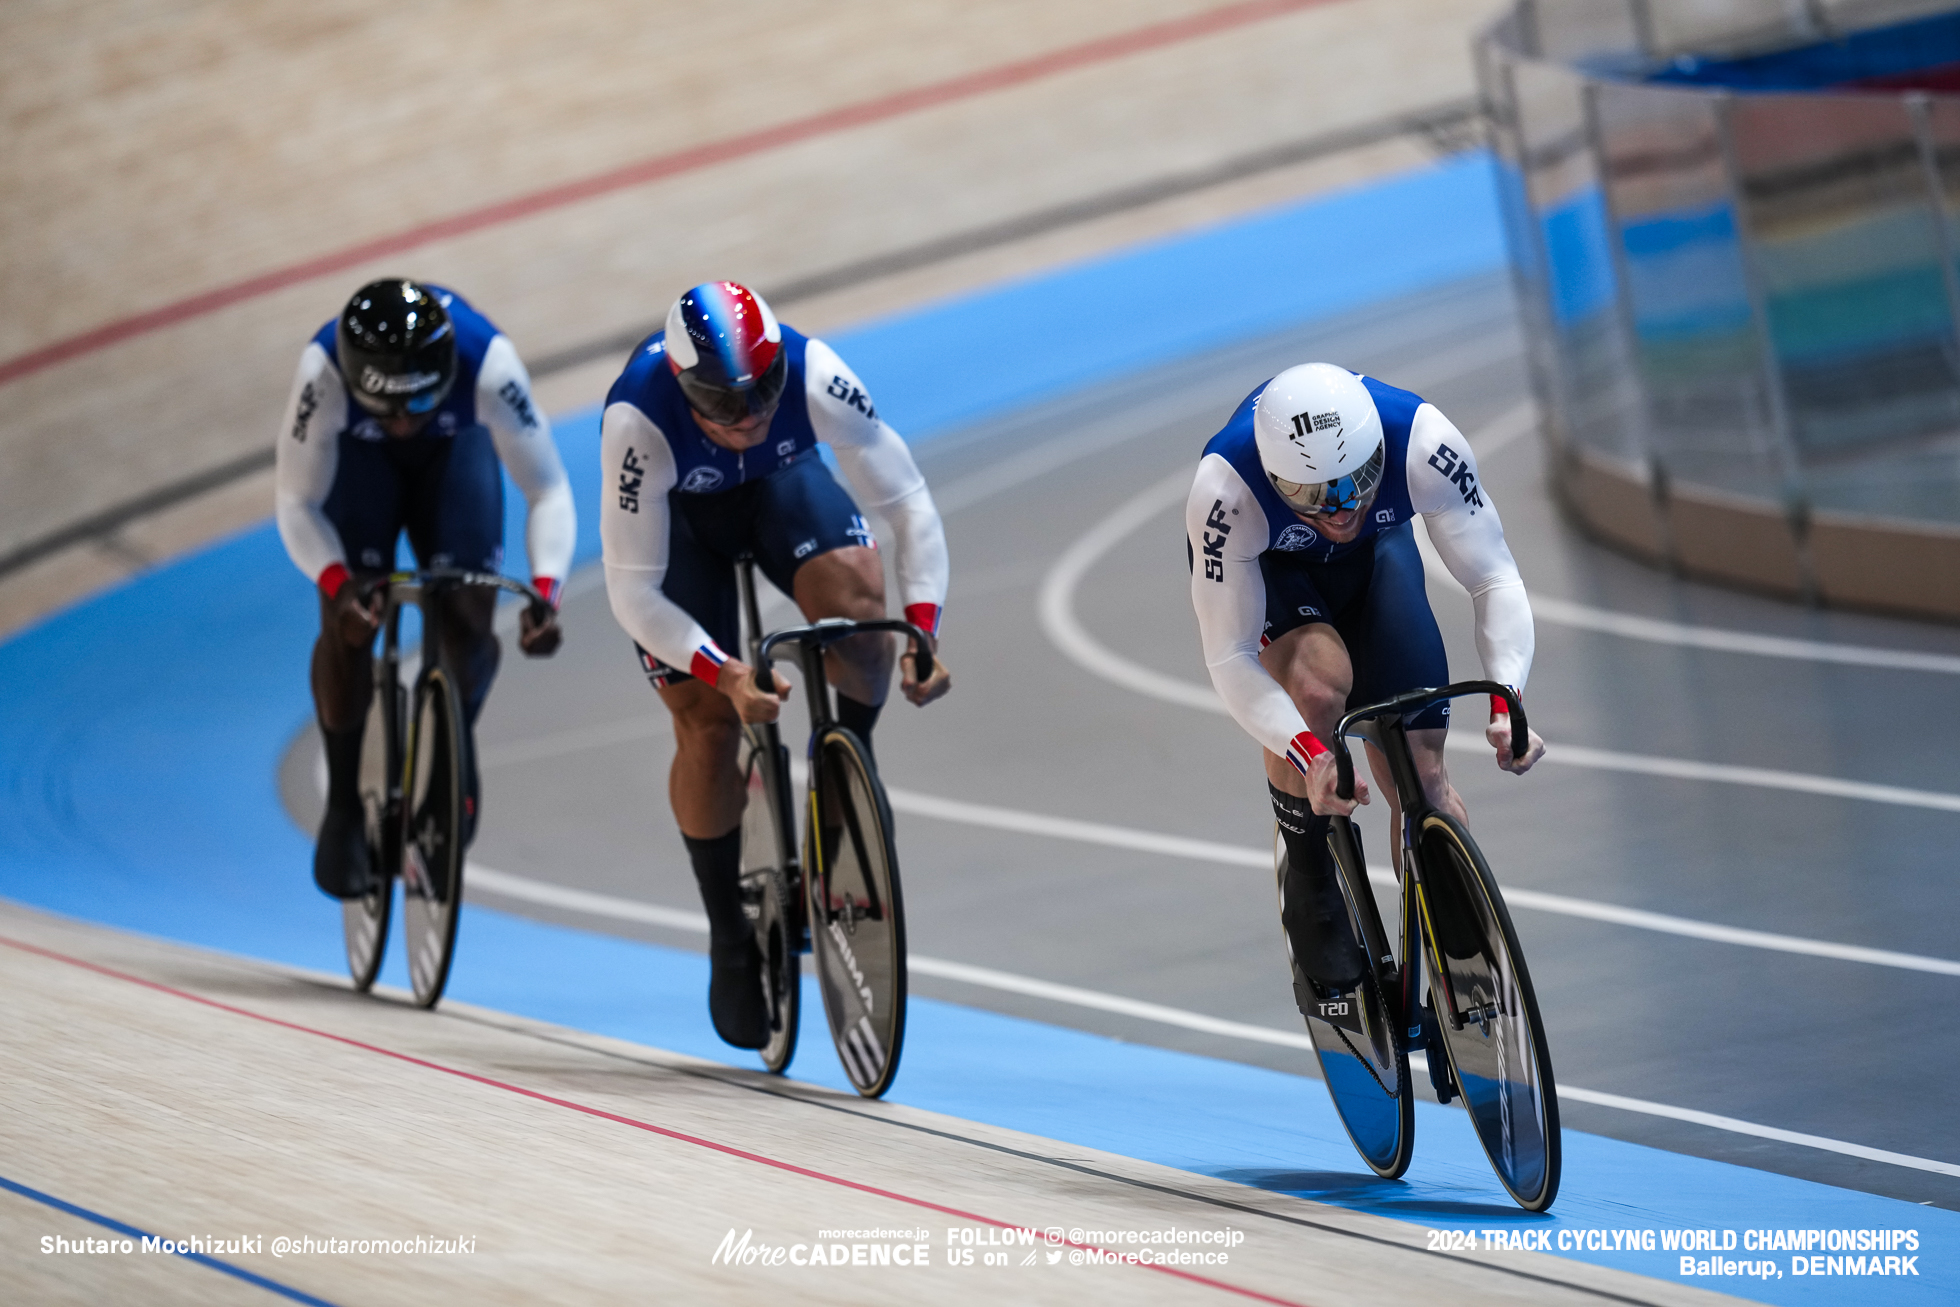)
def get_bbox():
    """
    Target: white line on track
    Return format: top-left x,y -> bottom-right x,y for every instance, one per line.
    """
462,862 -> 1960,1178
1408,514 -> 1960,676
1035,462 -> 1960,815
471,724 -> 1960,975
